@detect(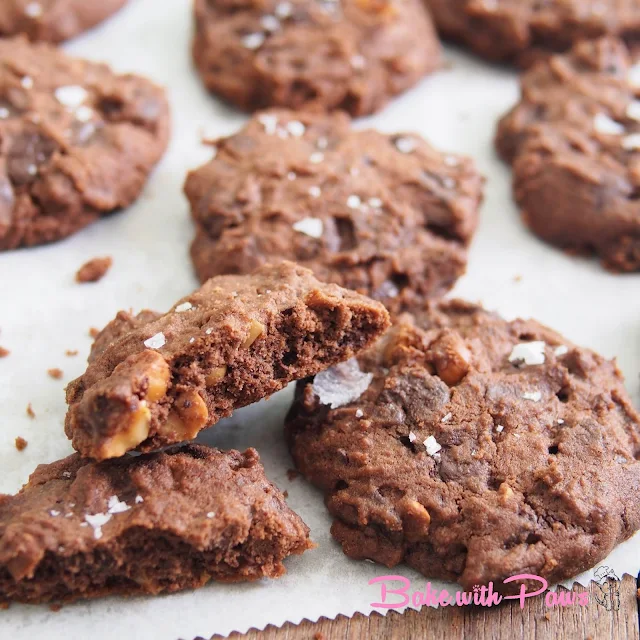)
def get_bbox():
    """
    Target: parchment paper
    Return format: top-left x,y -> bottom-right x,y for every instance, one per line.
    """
1,1 -> 639,638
